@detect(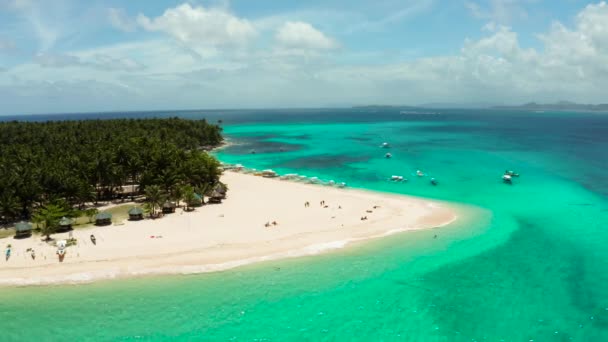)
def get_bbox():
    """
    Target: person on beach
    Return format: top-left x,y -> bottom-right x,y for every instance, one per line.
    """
5,246 -> 11,261
31,249 -> 36,260
90,234 -> 97,245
